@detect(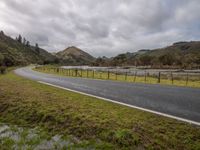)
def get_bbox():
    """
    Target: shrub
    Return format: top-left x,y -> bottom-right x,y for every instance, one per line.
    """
0,66 -> 6,74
